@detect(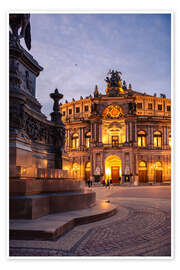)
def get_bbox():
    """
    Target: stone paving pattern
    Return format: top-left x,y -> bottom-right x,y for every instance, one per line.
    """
9,186 -> 171,257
